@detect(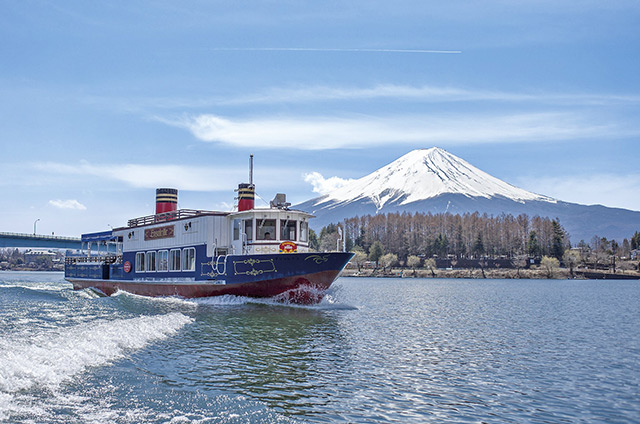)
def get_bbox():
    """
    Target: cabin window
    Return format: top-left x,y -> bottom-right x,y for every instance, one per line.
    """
244,219 -> 253,241
136,252 -> 145,272
233,219 -> 241,241
145,251 -> 157,272
169,249 -> 181,271
300,221 -> 308,242
182,247 -> 196,271
158,250 -> 168,271
257,219 -> 276,240
280,219 -> 297,241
